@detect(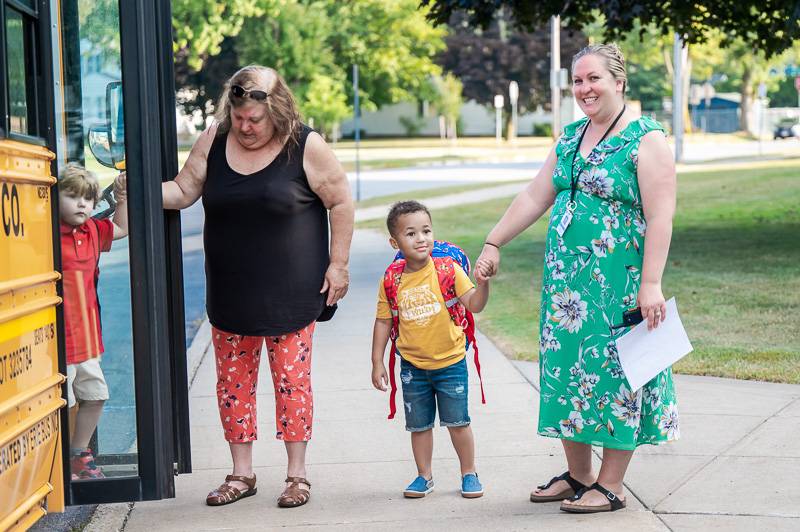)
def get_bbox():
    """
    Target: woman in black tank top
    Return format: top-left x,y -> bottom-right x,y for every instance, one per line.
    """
162,66 -> 354,508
